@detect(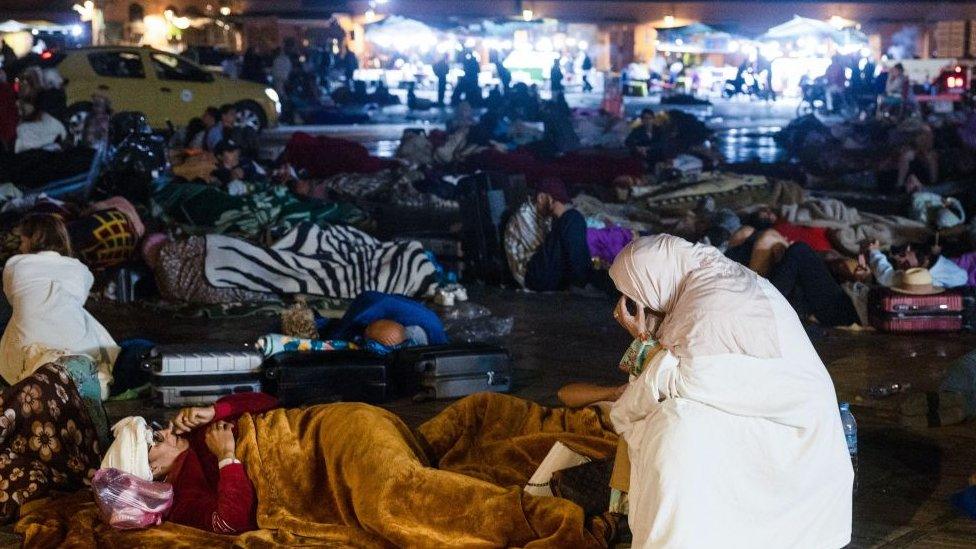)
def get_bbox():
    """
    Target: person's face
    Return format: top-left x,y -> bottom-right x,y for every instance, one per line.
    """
221,110 -> 236,127
893,248 -> 919,270
147,423 -> 189,479
219,149 -> 240,168
757,208 -> 777,224
535,192 -> 554,216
